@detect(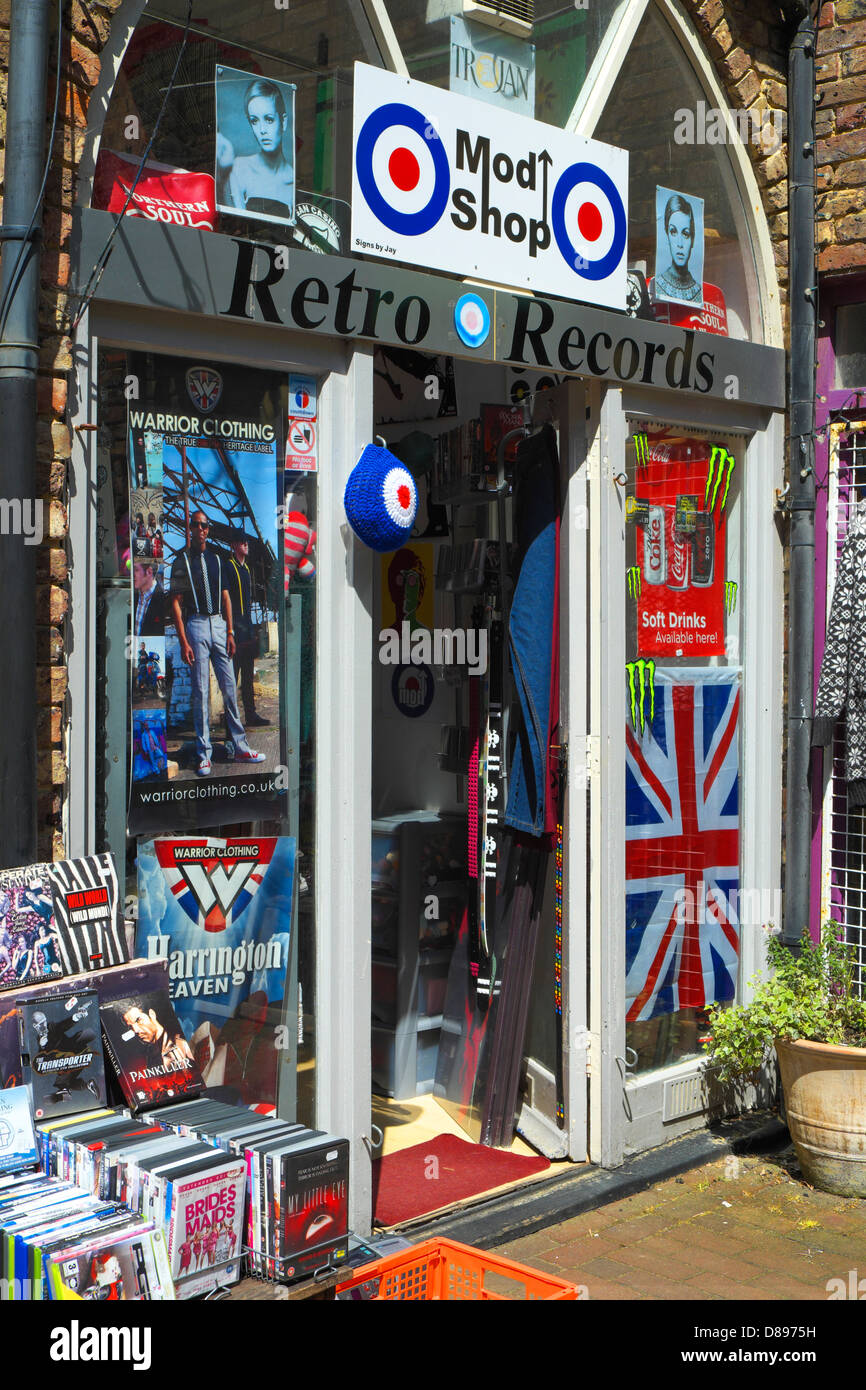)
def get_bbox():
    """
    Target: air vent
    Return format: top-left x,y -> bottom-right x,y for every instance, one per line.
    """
662,1073 -> 708,1122
462,0 -> 534,38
